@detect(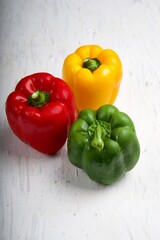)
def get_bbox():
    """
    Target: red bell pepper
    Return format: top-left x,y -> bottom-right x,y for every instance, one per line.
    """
5,72 -> 77,154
